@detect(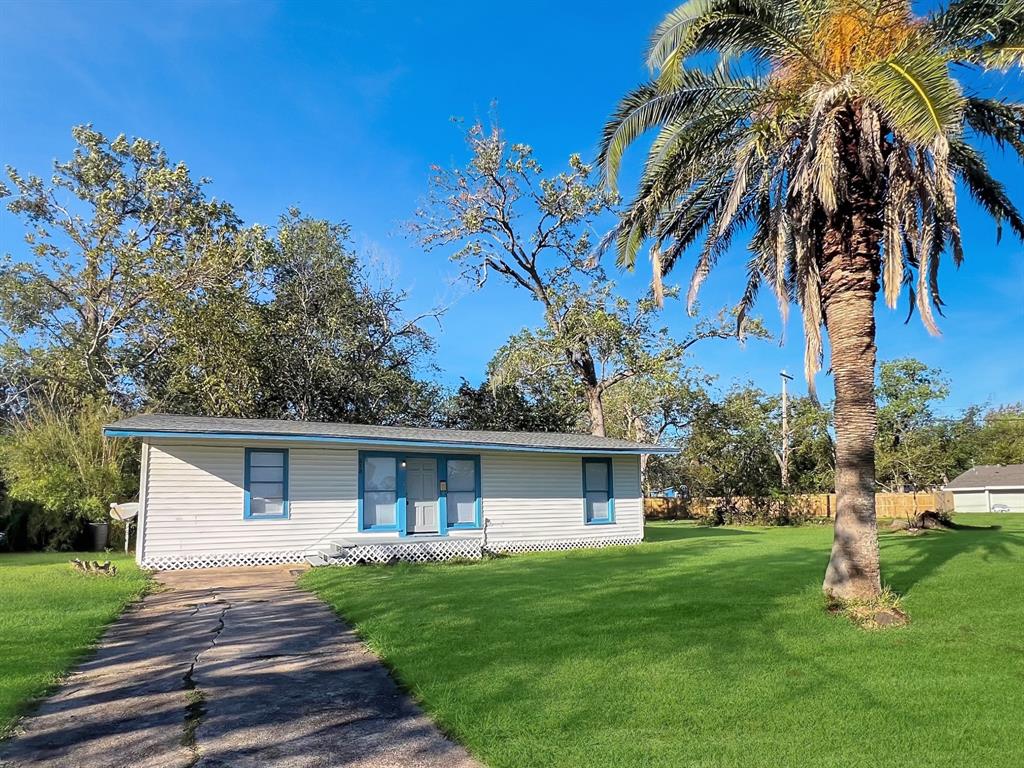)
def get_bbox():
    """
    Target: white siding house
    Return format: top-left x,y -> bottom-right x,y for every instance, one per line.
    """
105,415 -> 671,569
943,464 -> 1024,513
